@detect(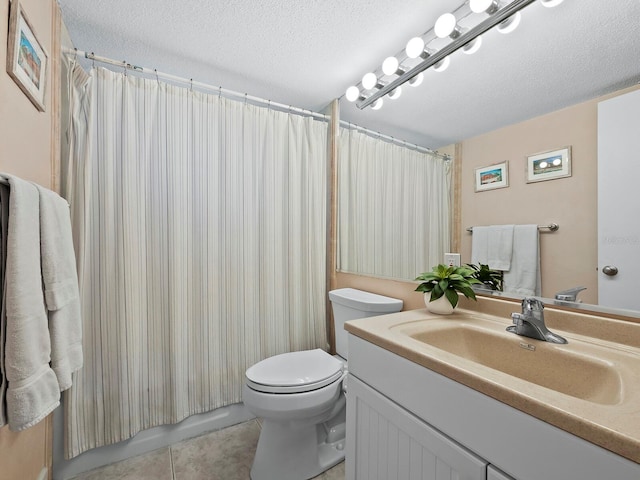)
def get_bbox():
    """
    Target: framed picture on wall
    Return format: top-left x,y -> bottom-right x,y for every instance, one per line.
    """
6,0 -> 48,112
474,161 -> 509,192
526,146 -> 571,183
